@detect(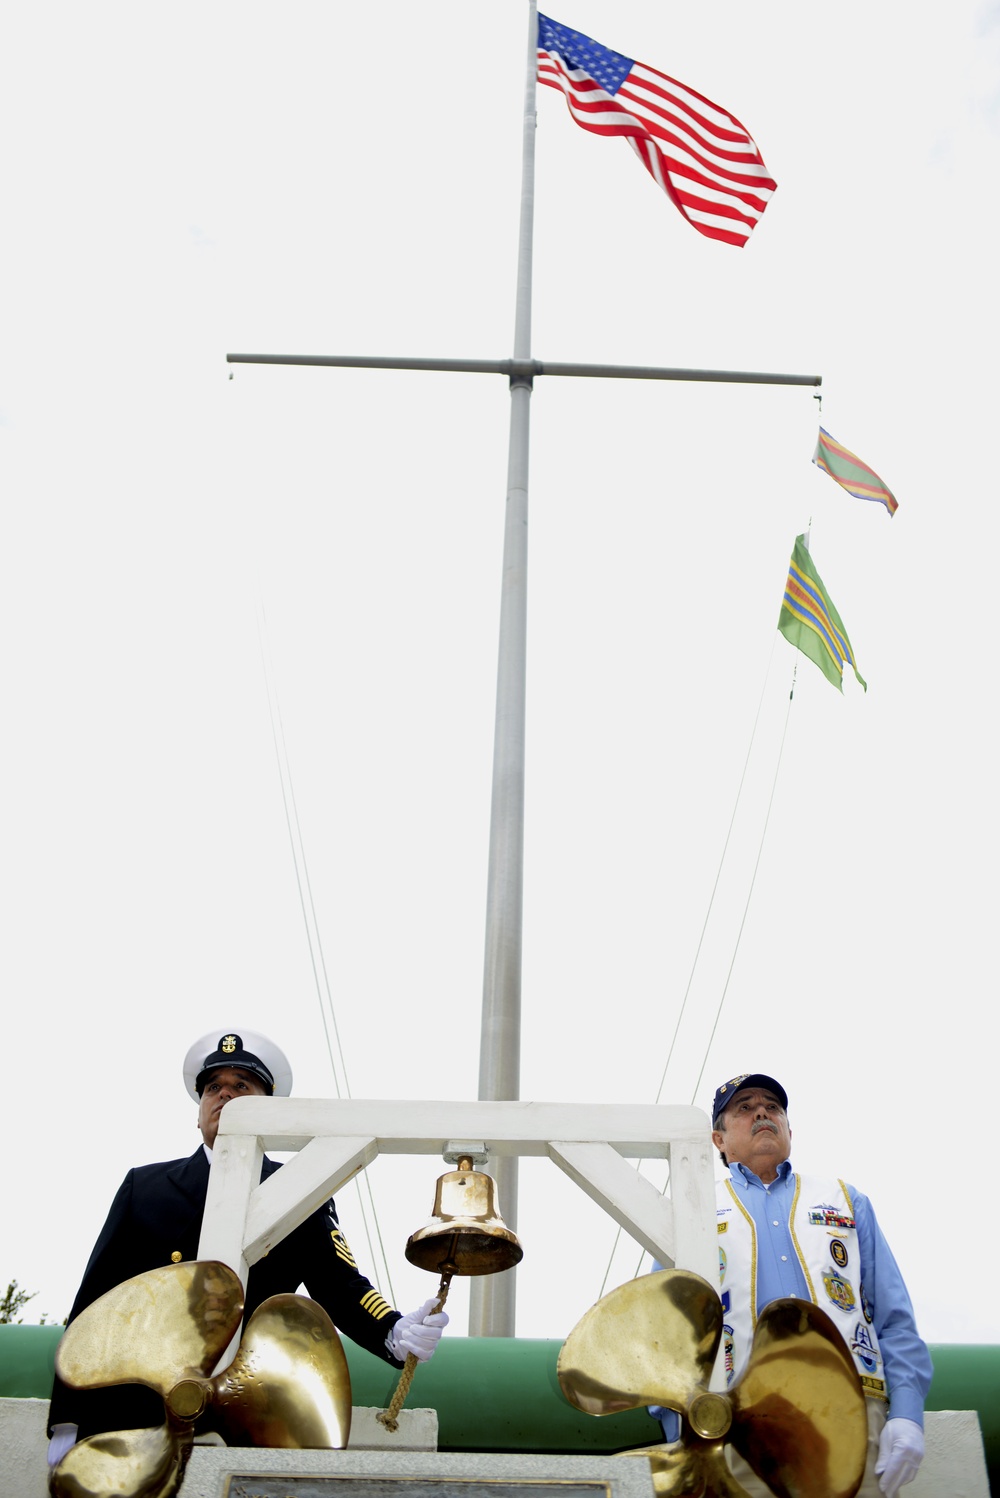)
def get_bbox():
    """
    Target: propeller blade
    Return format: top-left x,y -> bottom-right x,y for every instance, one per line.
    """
558,1271 -> 722,1415
49,1423 -> 188,1498
211,1294 -> 353,1449
728,1299 -> 868,1498
50,1271 -> 352,1498
56,1262 -> 244,1399
620,1441 -> 754,1498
